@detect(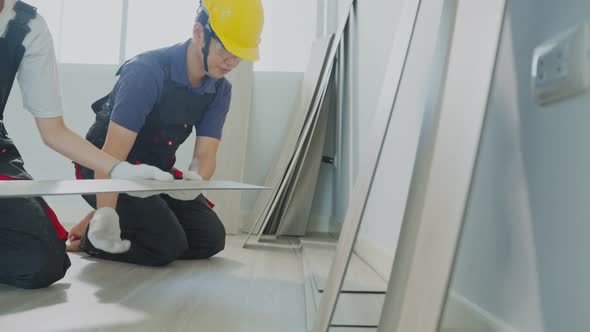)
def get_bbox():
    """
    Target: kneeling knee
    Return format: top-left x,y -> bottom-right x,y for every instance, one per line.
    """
147,233 -> 189,267
205,221 -> 227,258
18,251 -> 69,289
